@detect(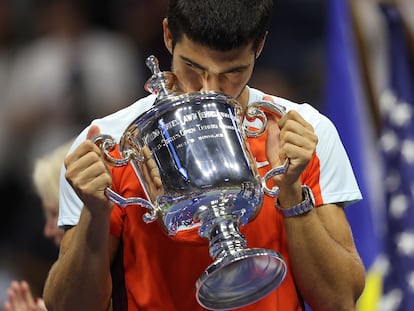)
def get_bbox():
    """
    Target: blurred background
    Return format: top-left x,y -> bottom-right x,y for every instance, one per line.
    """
0,0 -> 413,310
